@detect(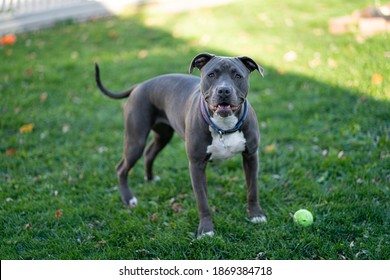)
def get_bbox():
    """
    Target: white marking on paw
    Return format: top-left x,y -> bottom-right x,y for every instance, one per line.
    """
144,175 -> 161,181
197,231 -> 214,239
251,216 -> 267,224
129,197 -> 138,208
